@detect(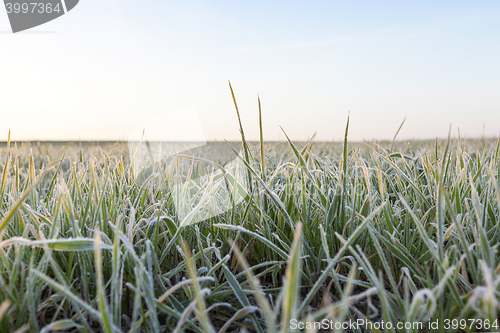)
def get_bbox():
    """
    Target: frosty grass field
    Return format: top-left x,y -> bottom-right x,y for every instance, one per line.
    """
1,109 -> 500,332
